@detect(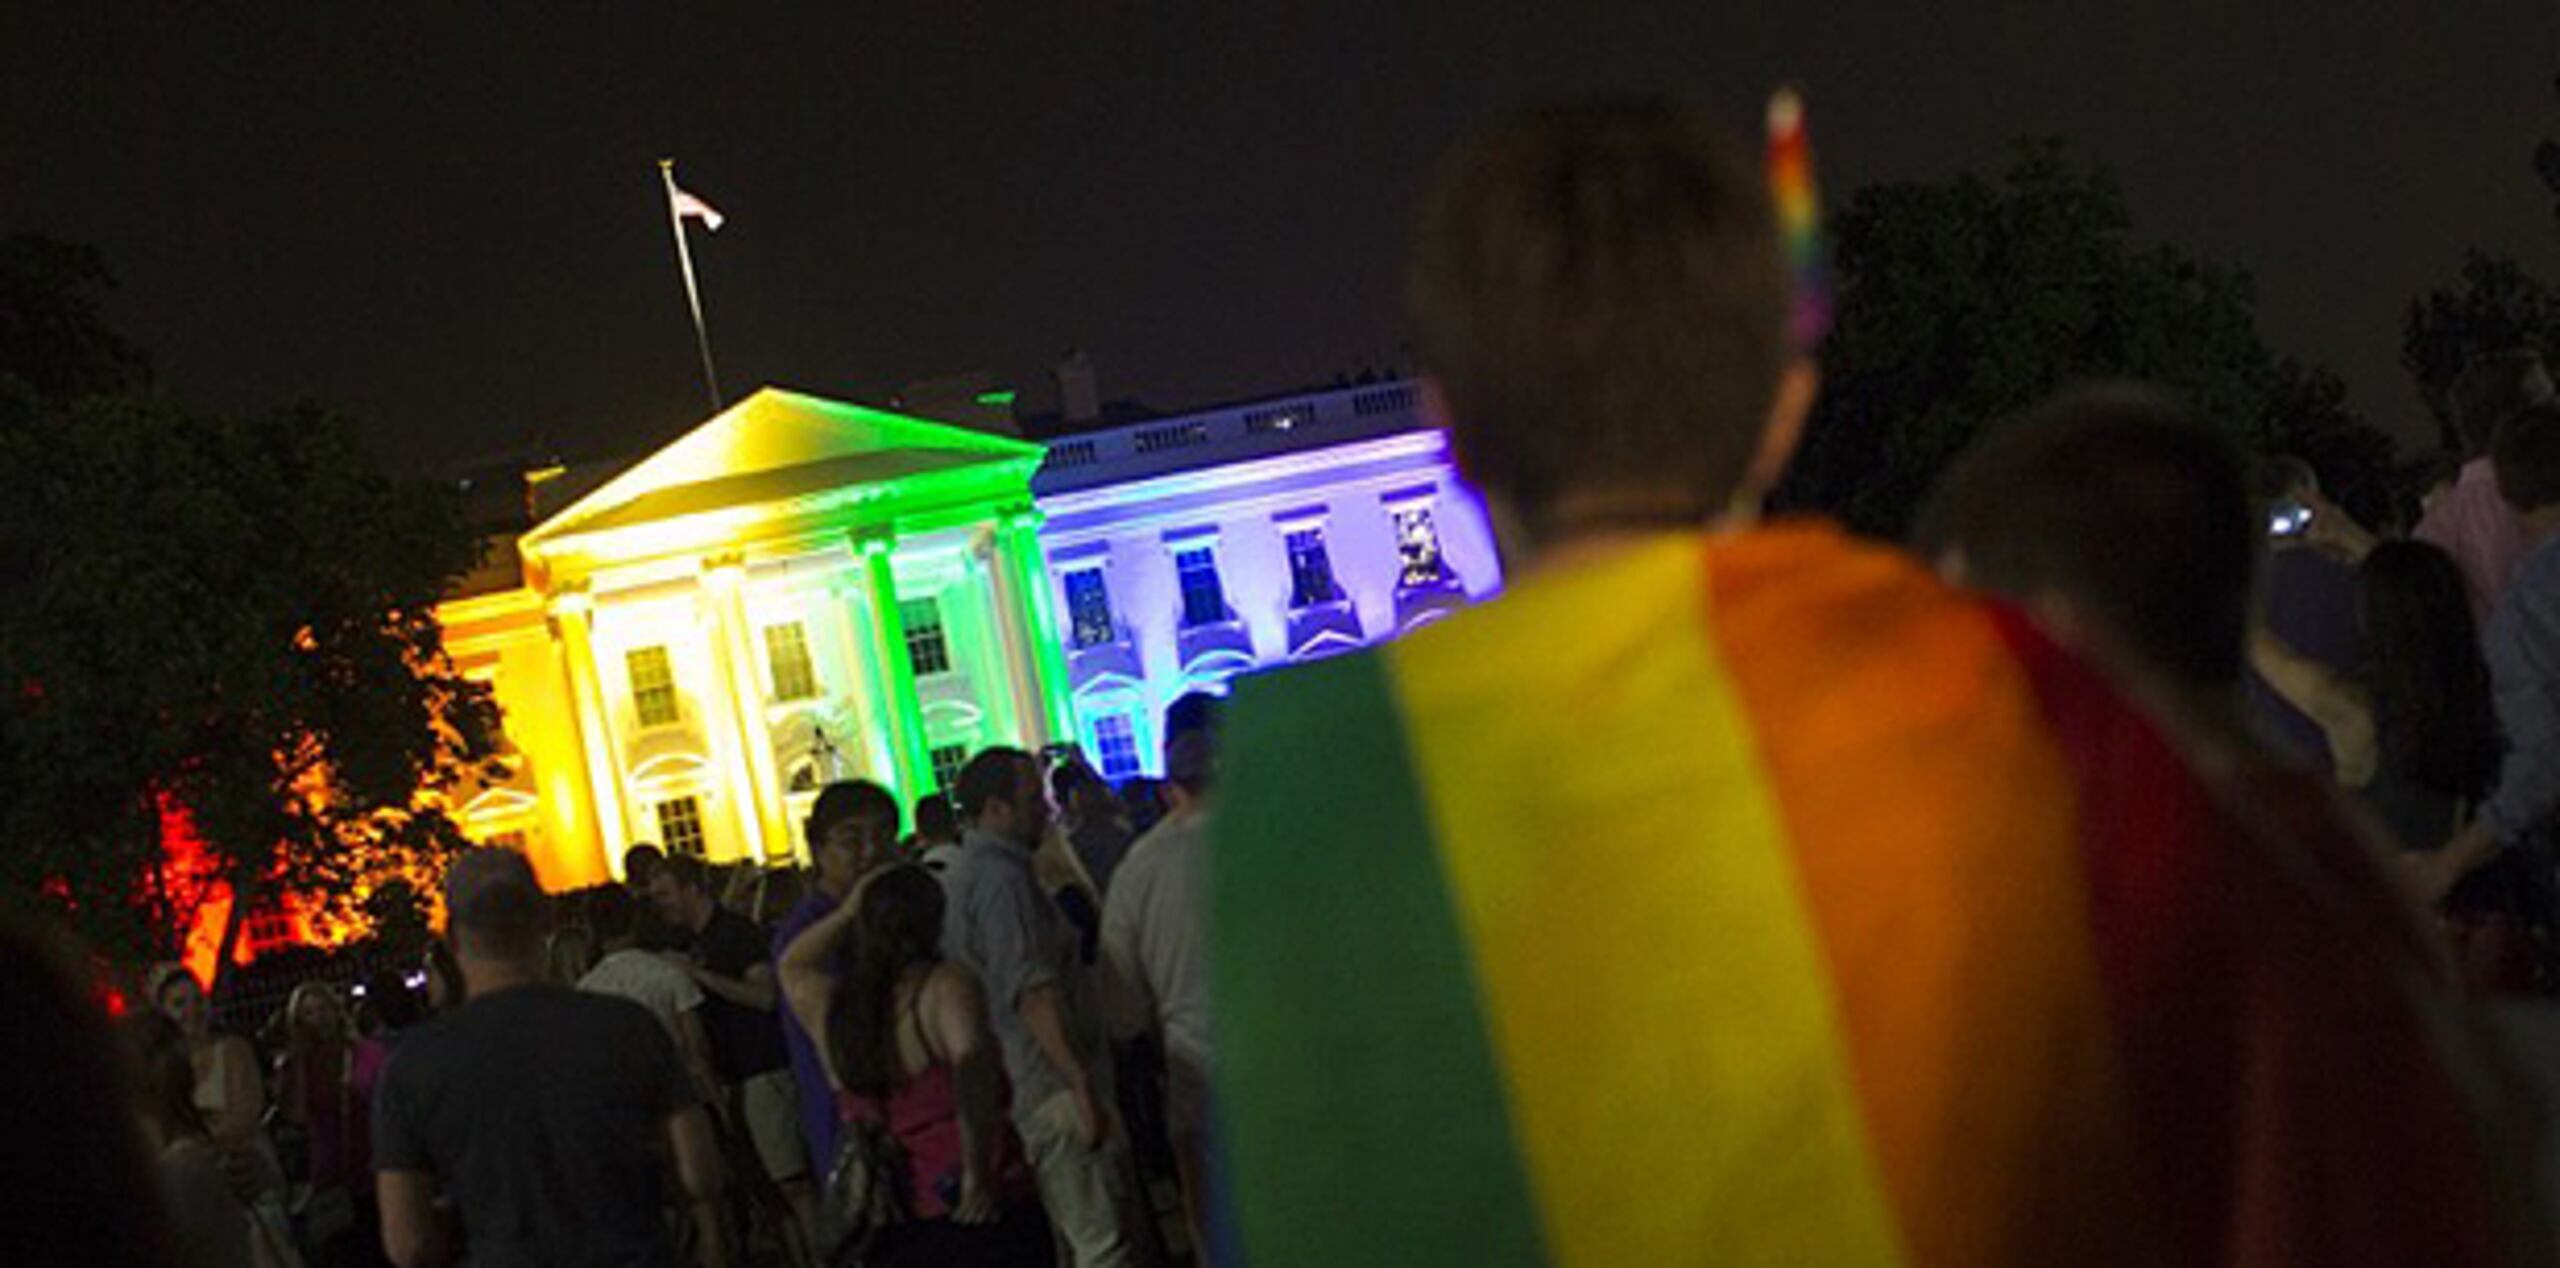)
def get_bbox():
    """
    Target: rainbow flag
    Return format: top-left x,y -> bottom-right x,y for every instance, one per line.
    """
1767,87 -> 1830,351
1210,525 -> 2516,1266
